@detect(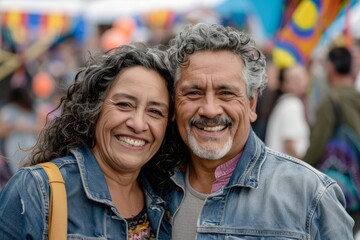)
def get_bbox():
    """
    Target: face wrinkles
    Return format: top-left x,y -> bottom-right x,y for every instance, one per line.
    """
175,50 -> 257,163
110,92 -> 169,115
93,66 -> 169,177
